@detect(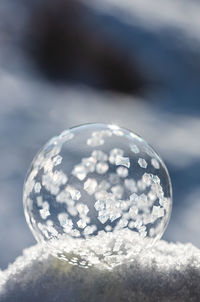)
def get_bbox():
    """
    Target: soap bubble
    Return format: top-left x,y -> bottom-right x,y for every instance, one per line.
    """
23,123 -> 172,269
